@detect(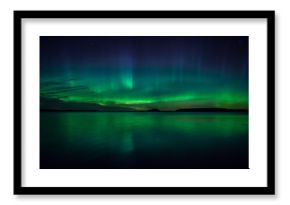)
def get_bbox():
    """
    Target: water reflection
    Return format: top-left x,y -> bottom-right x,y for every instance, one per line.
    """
40,112 -> 248,169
